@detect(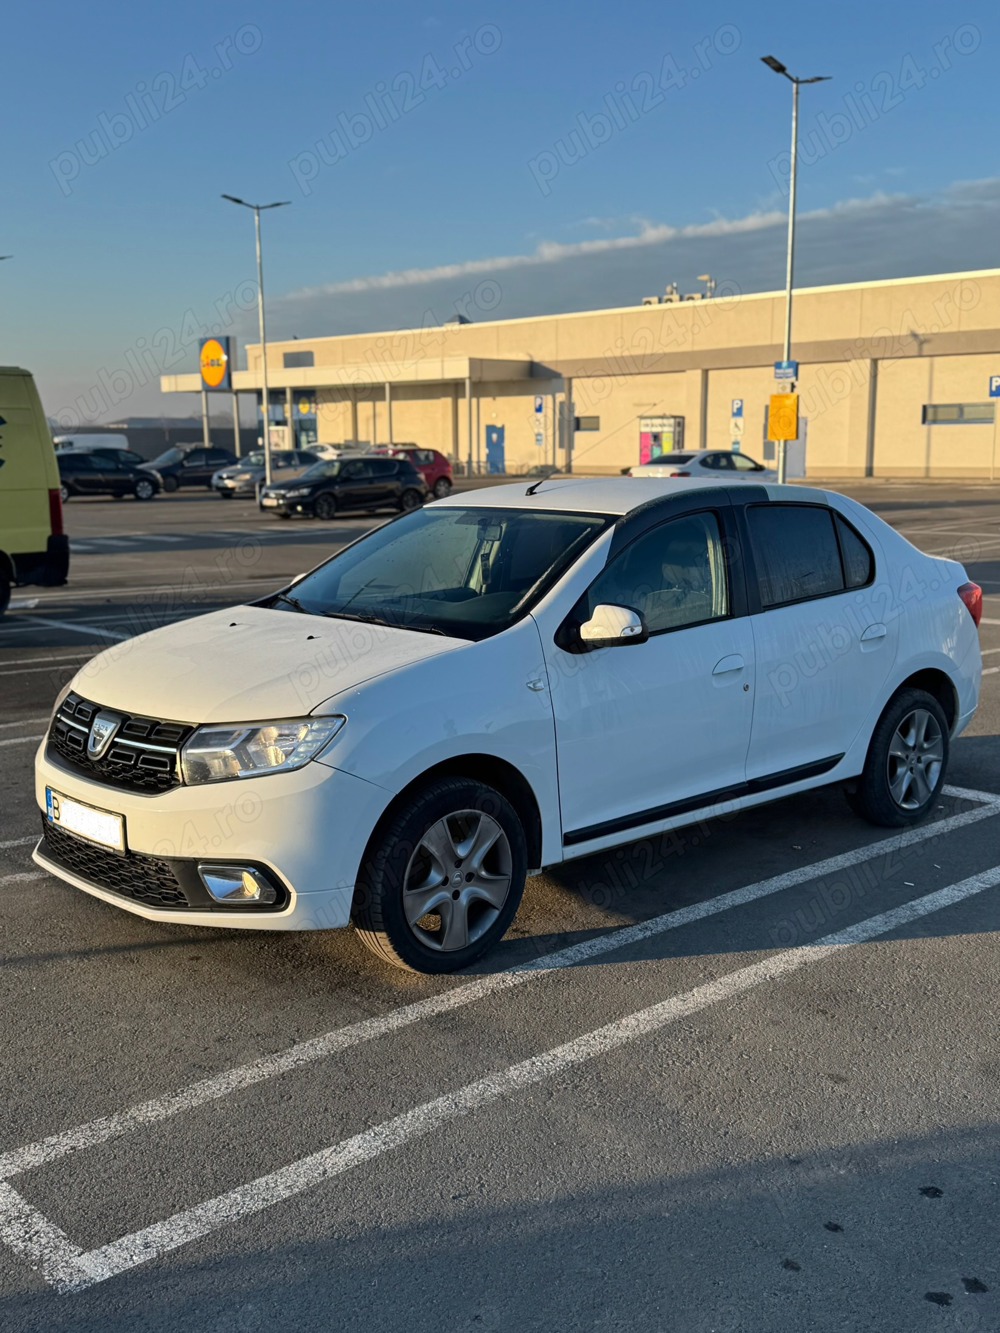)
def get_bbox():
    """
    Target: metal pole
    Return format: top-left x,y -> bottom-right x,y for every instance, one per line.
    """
254,206 -> 273,488
231,390 -> 241,457
779,80 -> 799,486
385,382 -> 394,445
465,376 -> 473,477
551,389 -> 558,470
201,389 -> 210,450
285,386 -> 294,450
564,377 -> 574,474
